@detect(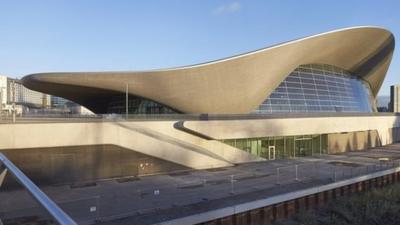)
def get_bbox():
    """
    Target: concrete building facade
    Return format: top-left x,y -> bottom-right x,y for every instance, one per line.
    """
0,26 -> 397,185
22,26 -> 394,115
